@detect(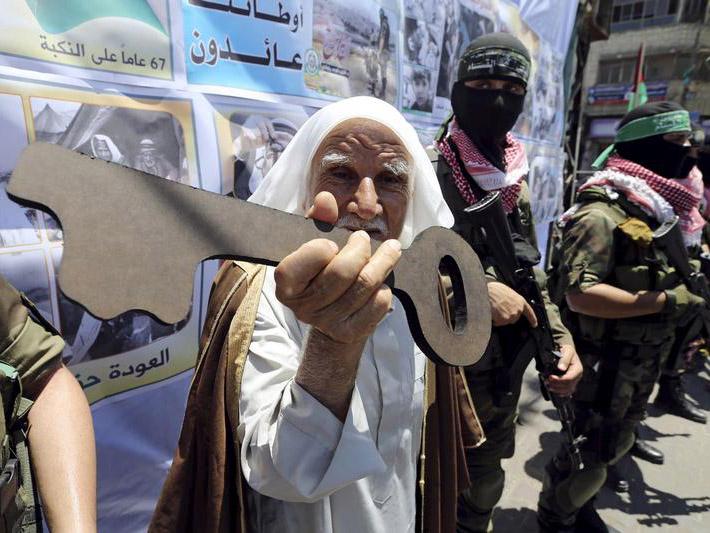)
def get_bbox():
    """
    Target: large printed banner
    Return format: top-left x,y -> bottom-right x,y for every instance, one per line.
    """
0,1 -> 578,531
0,0 -> 175,82
184,0 -> 312,95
